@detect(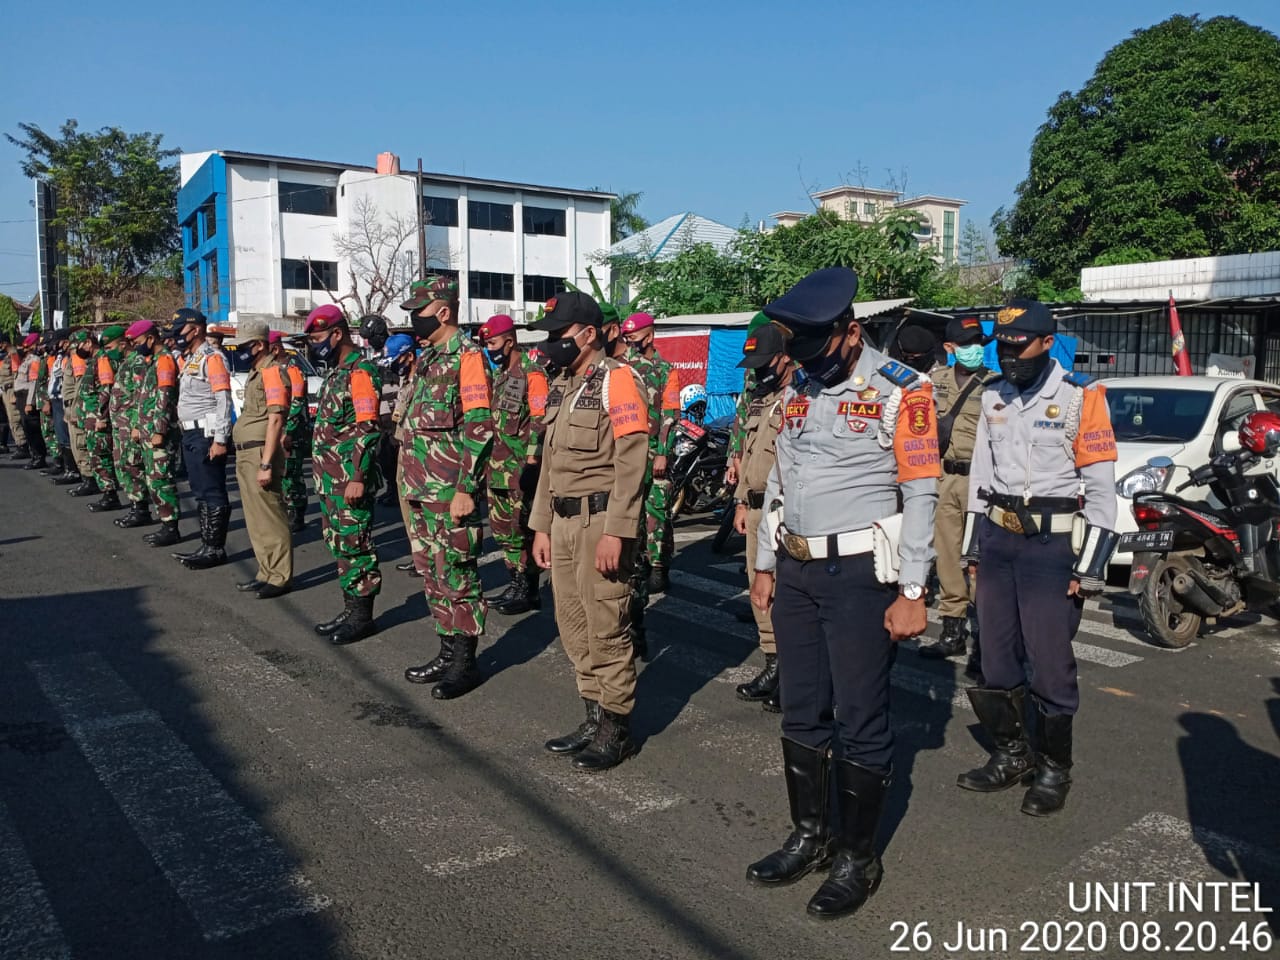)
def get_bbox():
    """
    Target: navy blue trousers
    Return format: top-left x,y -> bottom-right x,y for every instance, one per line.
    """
181,428 -> 229,508
773,552 -> 898,774
51,398 -> 69,447
975,518 -> 1083,715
